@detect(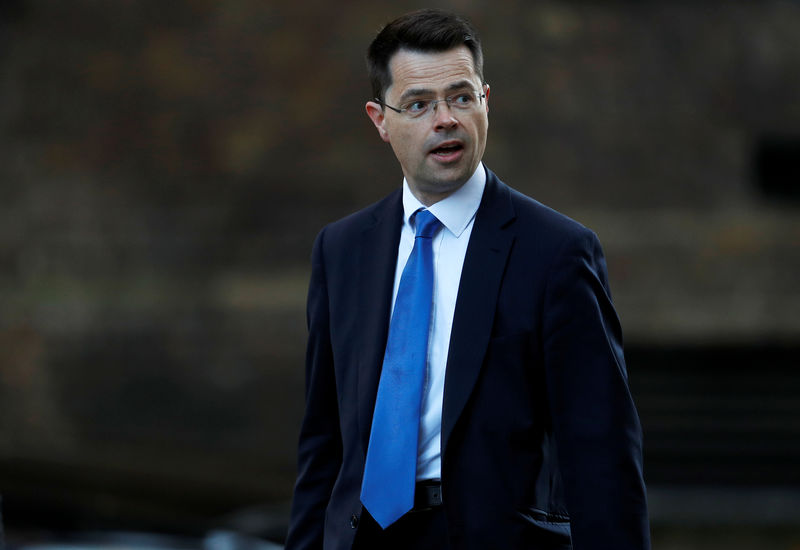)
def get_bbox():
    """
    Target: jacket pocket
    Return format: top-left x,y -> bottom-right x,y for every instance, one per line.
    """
515,507 -> 572,548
